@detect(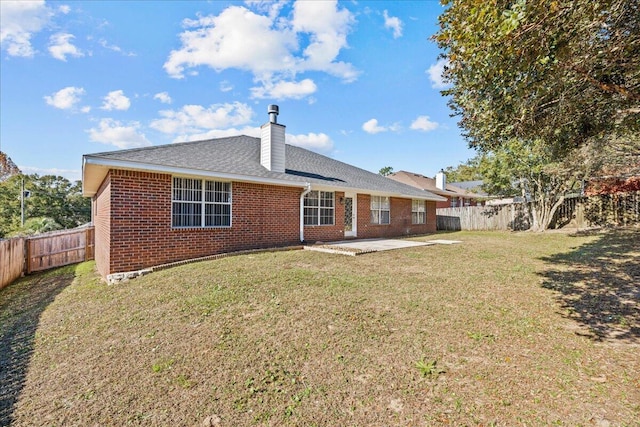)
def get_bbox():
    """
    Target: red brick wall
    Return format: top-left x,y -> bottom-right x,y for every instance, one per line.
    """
94,170 -> 438,277
93,174 -> 111,278
303,191 -> 346,243
356,195 -> 436,238
103,170 -> 305,275
436,197 -> 479,209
